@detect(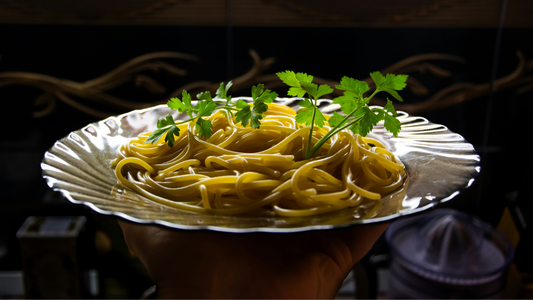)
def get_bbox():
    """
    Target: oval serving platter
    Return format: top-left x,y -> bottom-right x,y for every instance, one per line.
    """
41,98 -> 480,232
